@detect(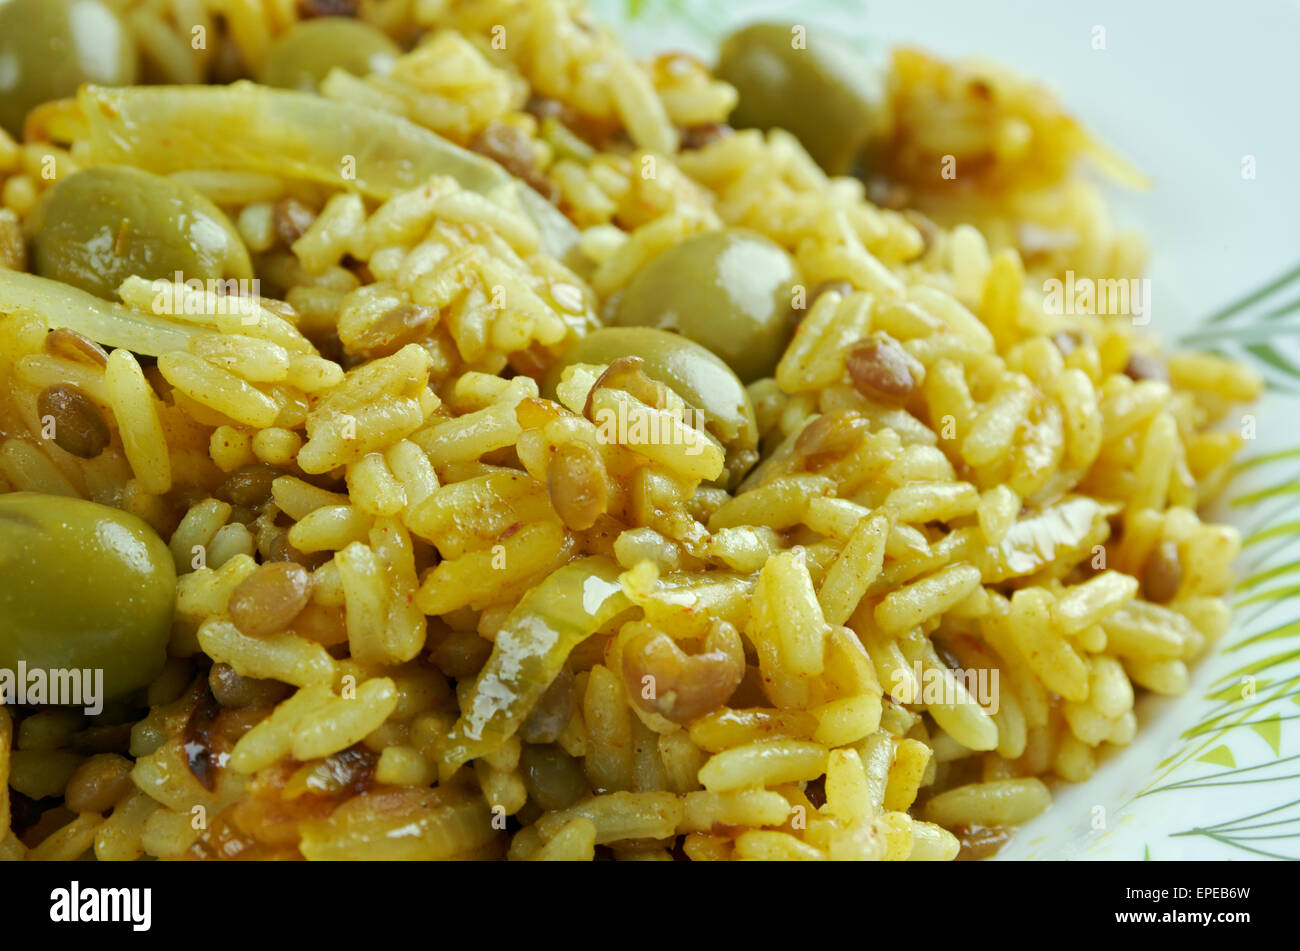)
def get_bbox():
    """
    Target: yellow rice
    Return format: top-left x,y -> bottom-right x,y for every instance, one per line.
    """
0,0 -> 1263,862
